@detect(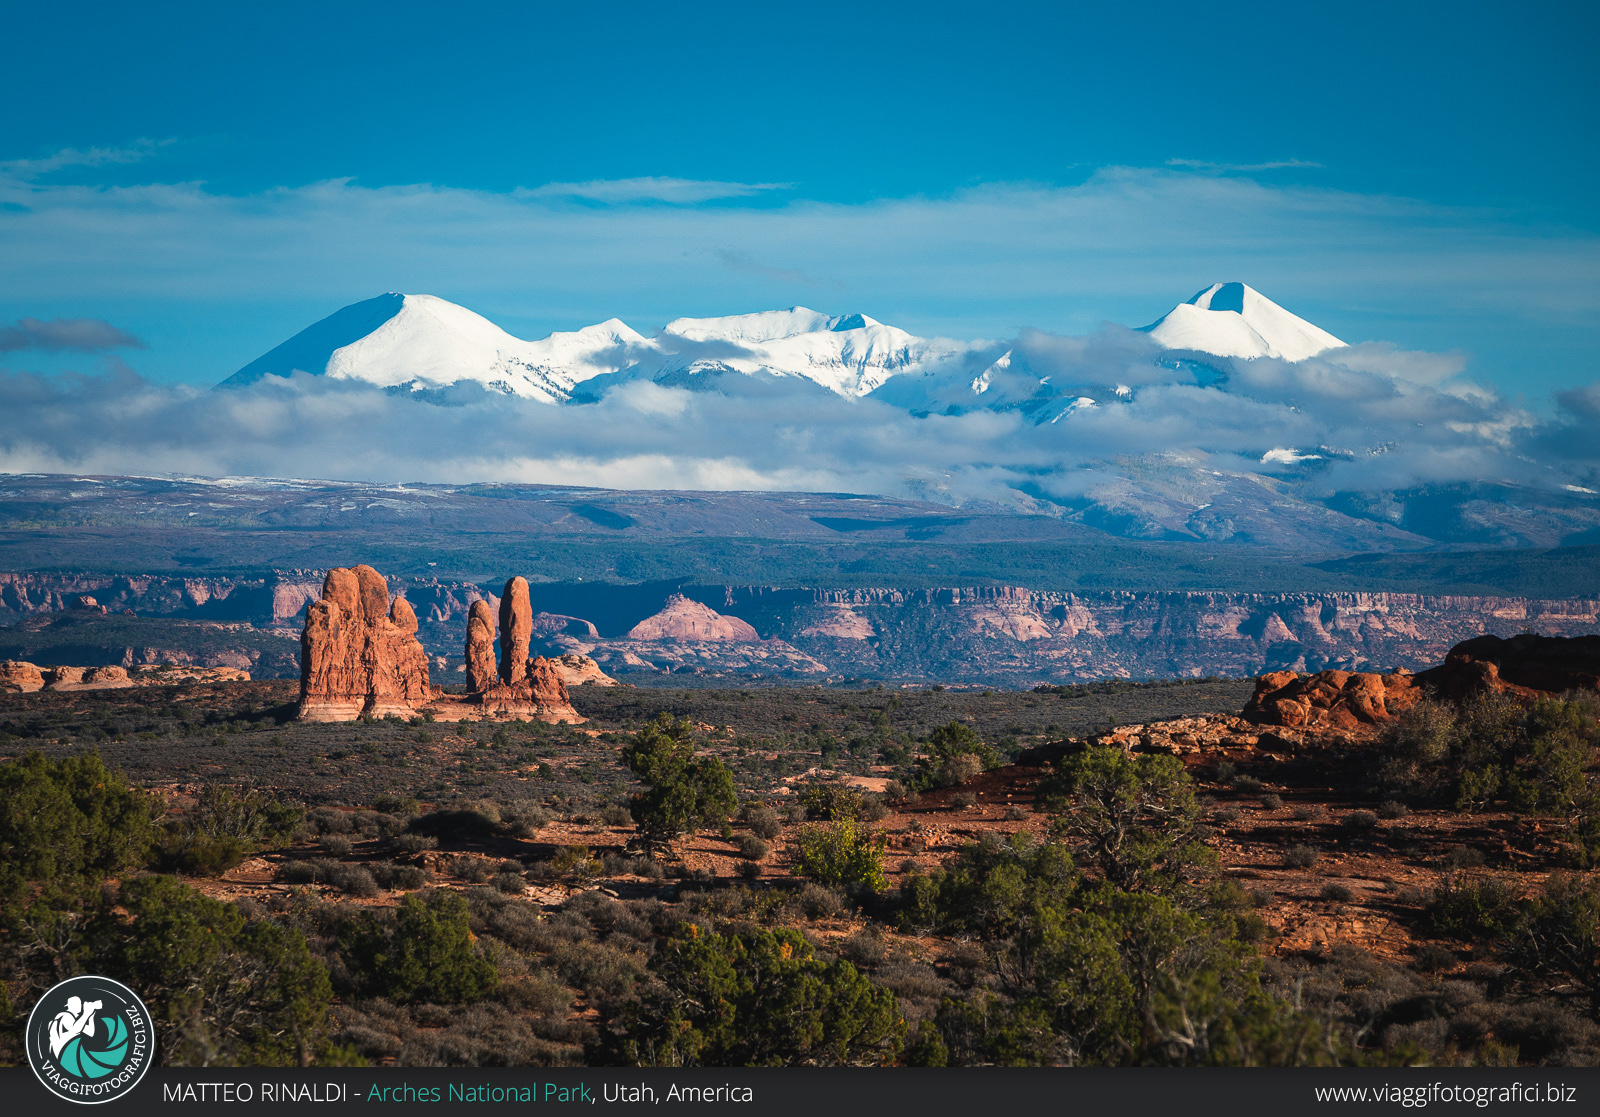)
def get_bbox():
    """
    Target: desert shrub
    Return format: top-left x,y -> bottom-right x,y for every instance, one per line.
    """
1291,805 -> 1325,822
1426,874 -> 1523,942
791,882 -> 846,920
157,785 -> 304,876
840,929 -> 887,969
742,803 -> 782,839
793,818 -> 887,891
595,924 -> 903,1066
448,856 -> 496,884
1038,746 -> 1211,893
324,863 -> 379,898
1503,873 -> 1600,1018
1232,774 -> 1262,793
908,722 -> 1000,792
493,871 -> 527,895
276,860 -> 320,884
391,832 -> 437,853
342,890 -> 499,1004
622,716 -> 737,853
89,874 -> 339,1066
371,862 -> 428,890
1442,846 -> 1486,871
1214,807 -> 1241,824
1411,943 -> 1457,972
500,802 -> 551,837
1377,800 -> 1409,820
309,807 -> 355,835
1259,794 -> 1283,810
1344,810 -> 1379,831
881,780 -> 909,804
408,808 -> 500,841
0,751 -> 160,909
552,845 -> 602,884
1284,844 -> 1320,869
599,803 -> 633,828
950,791 -> 977,810
319,834 -> 354,857
857,797 -> 889,822
372,793 -> 420,816
1005,804 -> 1028,820
800,784 -> 865,821
737,835 -> 769,861
737,860 -> 762,880
1381,694 -> 1600,830
940,753 -> 984,788
1320,883 -> 1354,902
